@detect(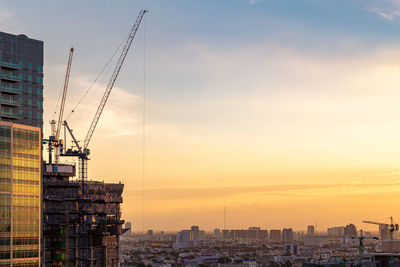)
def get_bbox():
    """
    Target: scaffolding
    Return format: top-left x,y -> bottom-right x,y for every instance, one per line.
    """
42,163 -> 127,267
